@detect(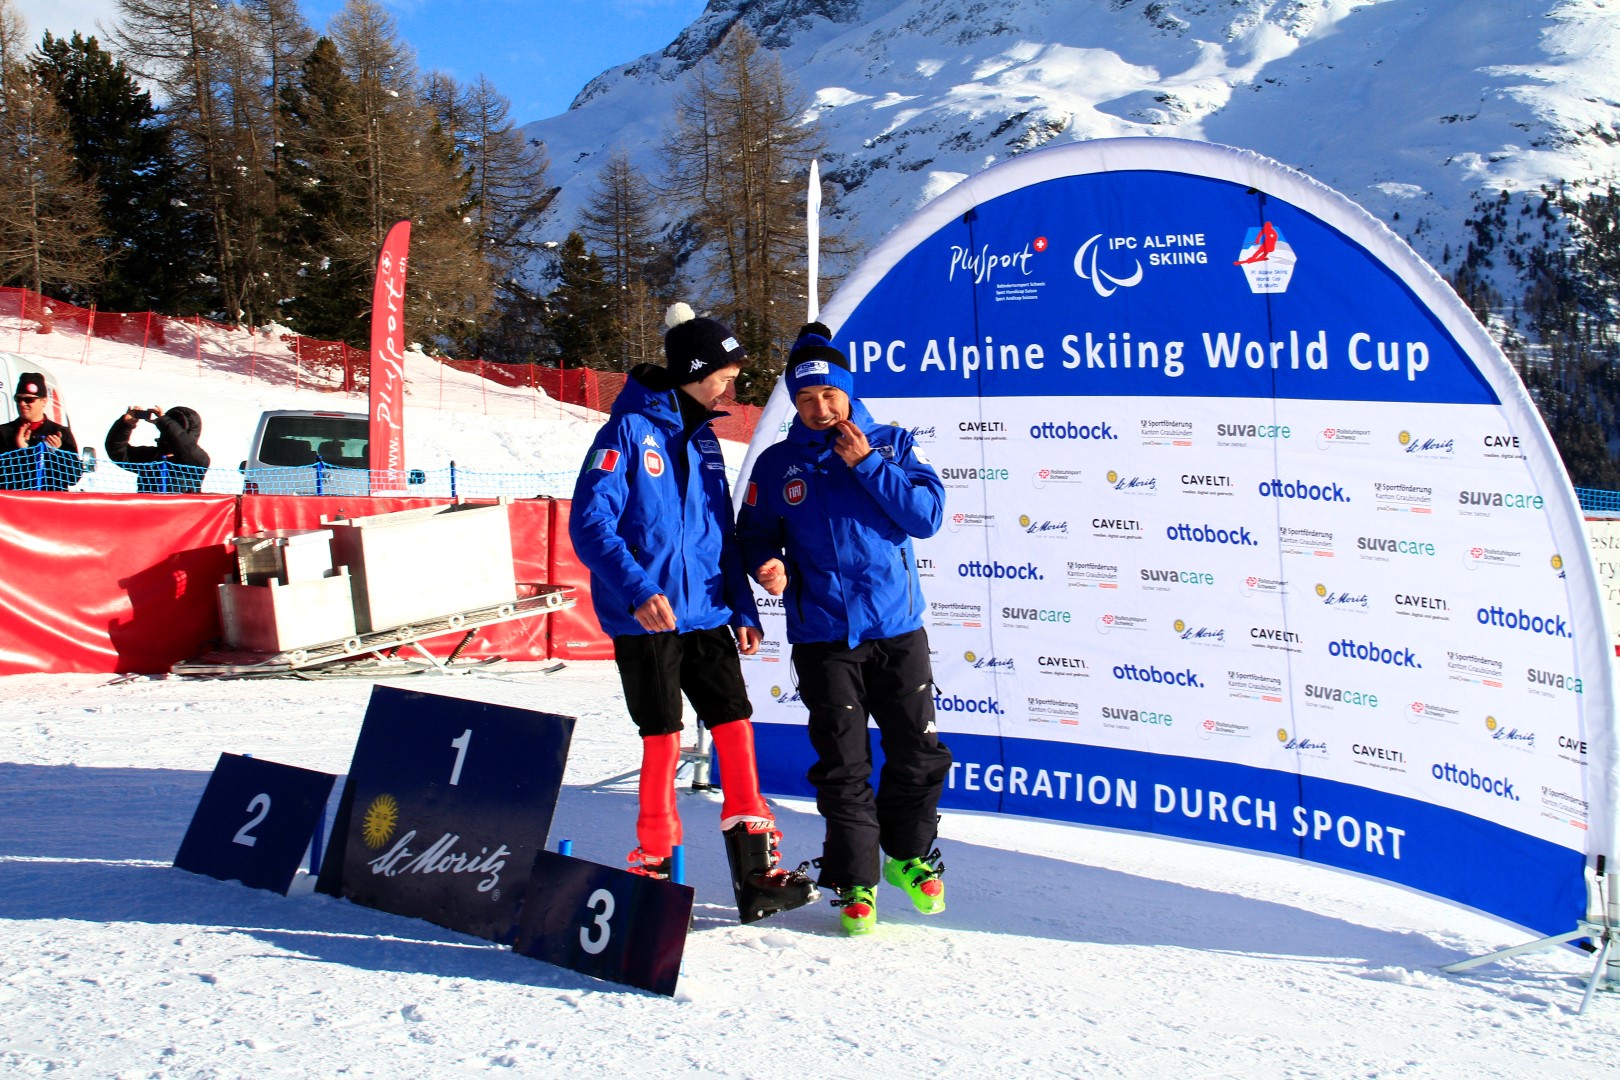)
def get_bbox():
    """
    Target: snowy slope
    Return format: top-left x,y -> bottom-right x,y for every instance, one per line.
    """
4,320 -> 1620,1074
525,0 -> 1620,299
